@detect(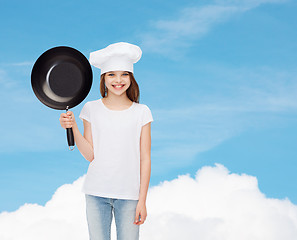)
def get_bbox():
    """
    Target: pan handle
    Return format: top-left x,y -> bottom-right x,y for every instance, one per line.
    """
66,107 -> 75,151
